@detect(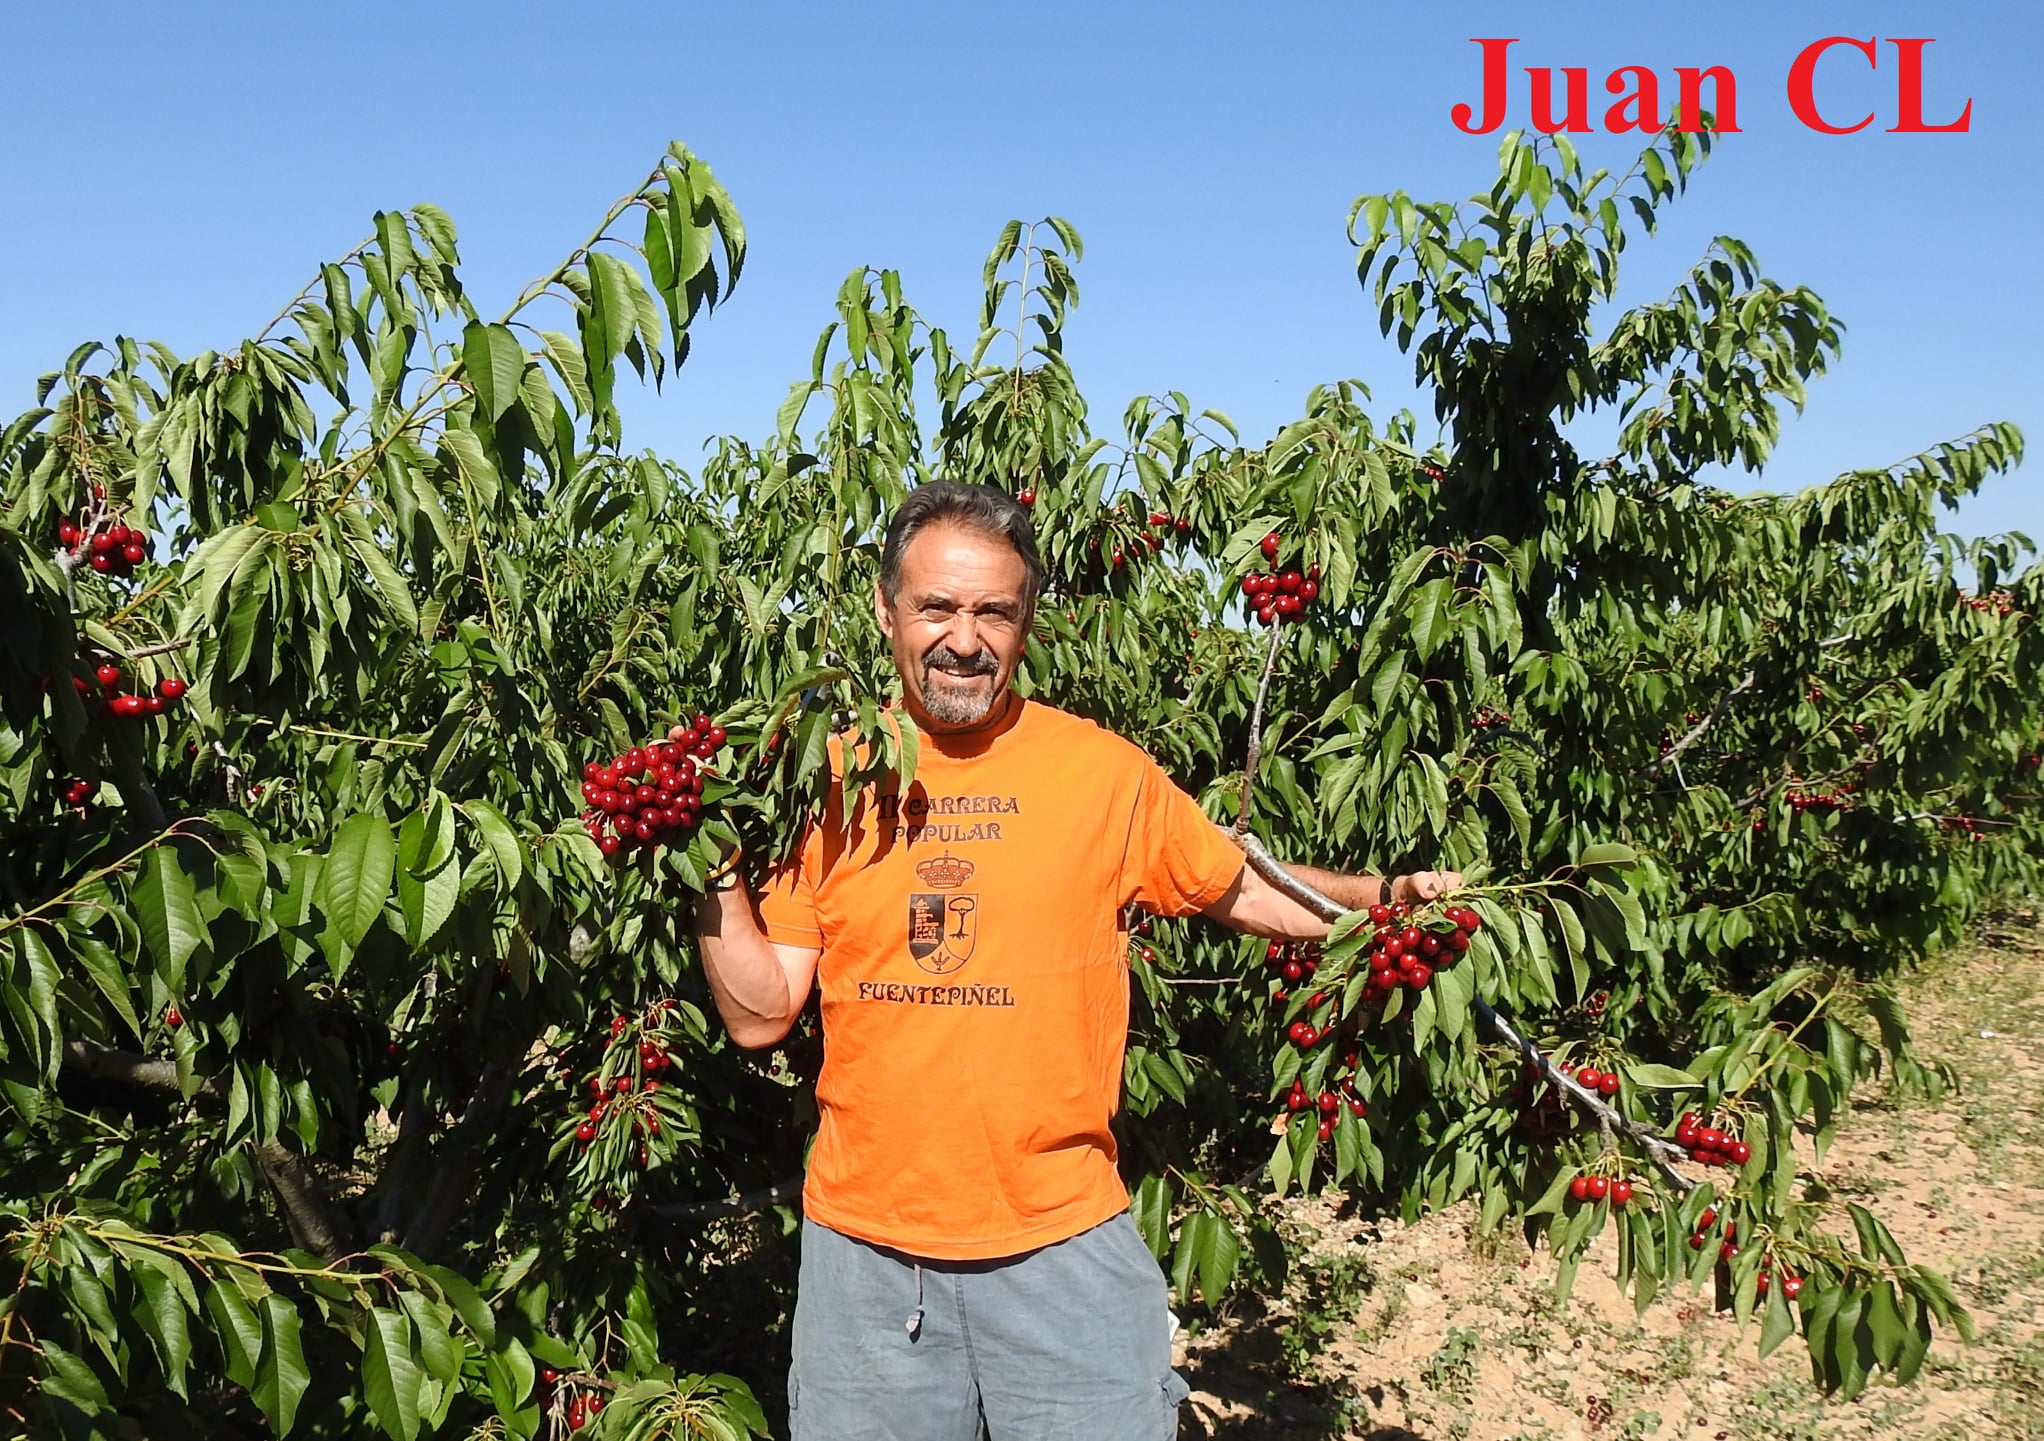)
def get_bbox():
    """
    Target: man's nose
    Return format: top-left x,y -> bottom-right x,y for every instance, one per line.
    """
940,611 -> 984,655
